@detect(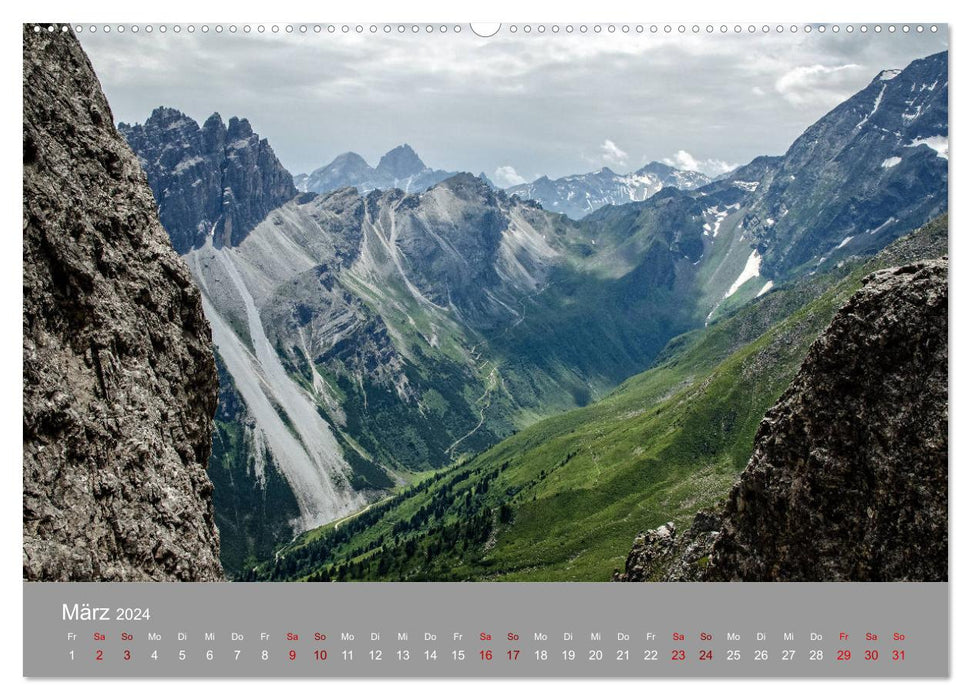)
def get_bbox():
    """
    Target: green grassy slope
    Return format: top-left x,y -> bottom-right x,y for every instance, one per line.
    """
251,216 -> 946,582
